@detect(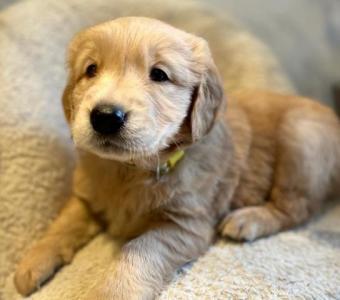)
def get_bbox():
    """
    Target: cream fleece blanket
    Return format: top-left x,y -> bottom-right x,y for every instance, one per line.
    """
1,0 -> 339,299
